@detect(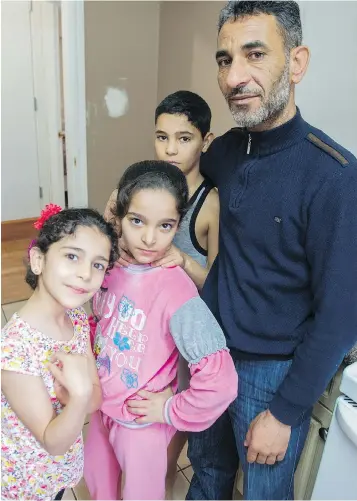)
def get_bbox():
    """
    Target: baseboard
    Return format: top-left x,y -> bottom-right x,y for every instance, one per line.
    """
1,218 -> 38,242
